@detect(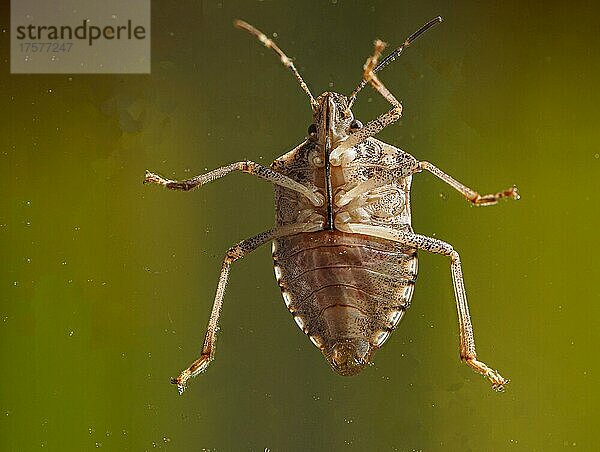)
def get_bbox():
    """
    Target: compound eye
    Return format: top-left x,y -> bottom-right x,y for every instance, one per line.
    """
350,119 -> 363,131
308,123 -> 317,136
